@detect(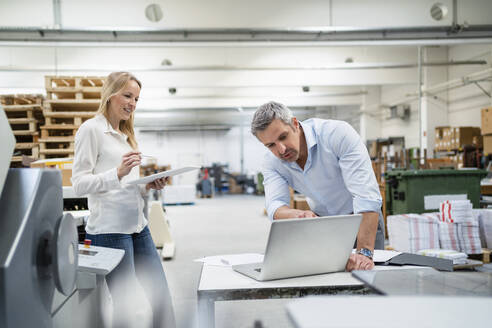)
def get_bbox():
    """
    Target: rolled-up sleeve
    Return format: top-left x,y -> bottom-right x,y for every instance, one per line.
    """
71,124 -> 121,196
333,122 -> 382,214
262,158 -> 291,220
